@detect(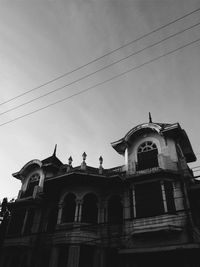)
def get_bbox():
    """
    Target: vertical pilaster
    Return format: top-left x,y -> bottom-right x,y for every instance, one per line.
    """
160,181 -> 168,213
124,191 -> 130,220
98,201 -> 106,224
132,185 -> 136,218
57,204 -> 62,224
78,200 -> 83,222
67,246 -> 80,267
